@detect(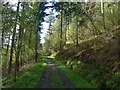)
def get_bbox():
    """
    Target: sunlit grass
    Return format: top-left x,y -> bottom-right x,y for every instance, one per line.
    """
47,55 -> 55,59
3,58 -> 47,88
56,60 -> 97,88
